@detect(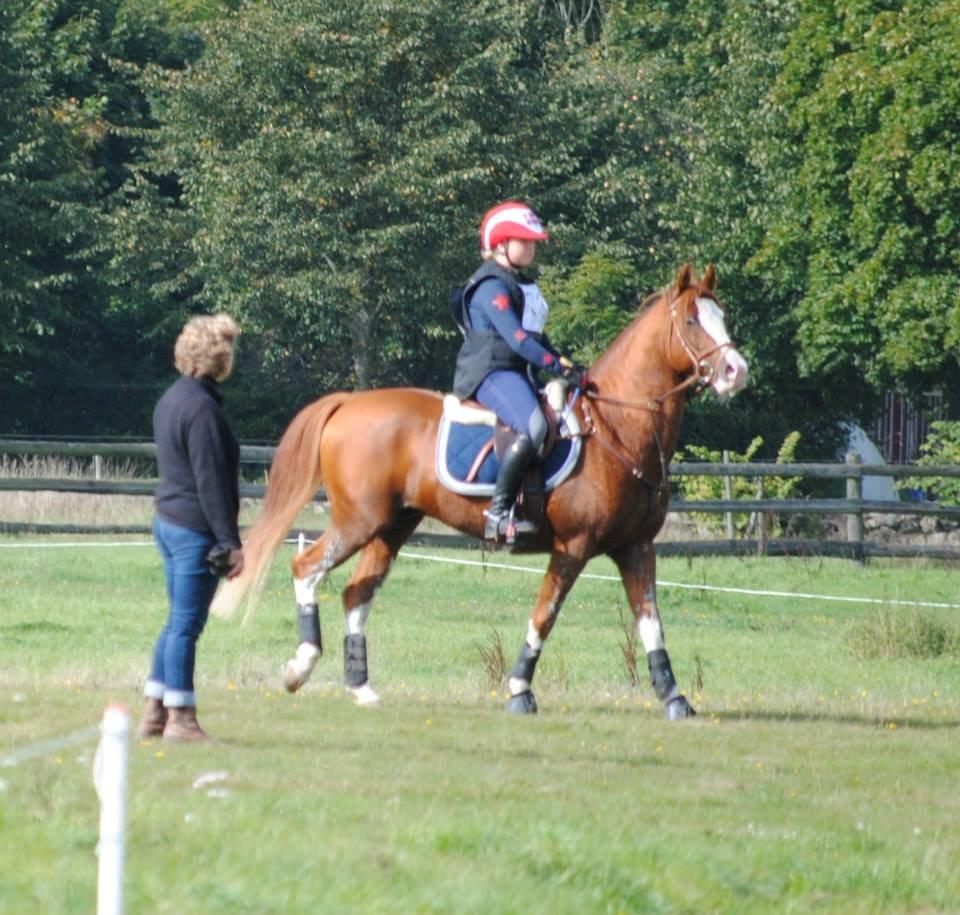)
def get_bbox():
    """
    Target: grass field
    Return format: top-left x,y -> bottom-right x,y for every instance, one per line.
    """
1,535 -> 959,914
